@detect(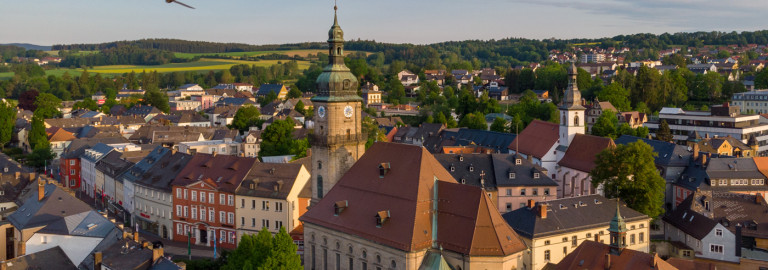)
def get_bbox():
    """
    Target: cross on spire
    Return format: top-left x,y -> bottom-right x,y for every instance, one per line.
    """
479,170 -> 486,180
